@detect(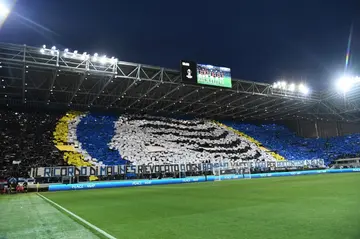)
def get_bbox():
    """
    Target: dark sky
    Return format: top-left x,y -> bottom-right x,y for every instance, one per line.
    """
1,0 -> 359,88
